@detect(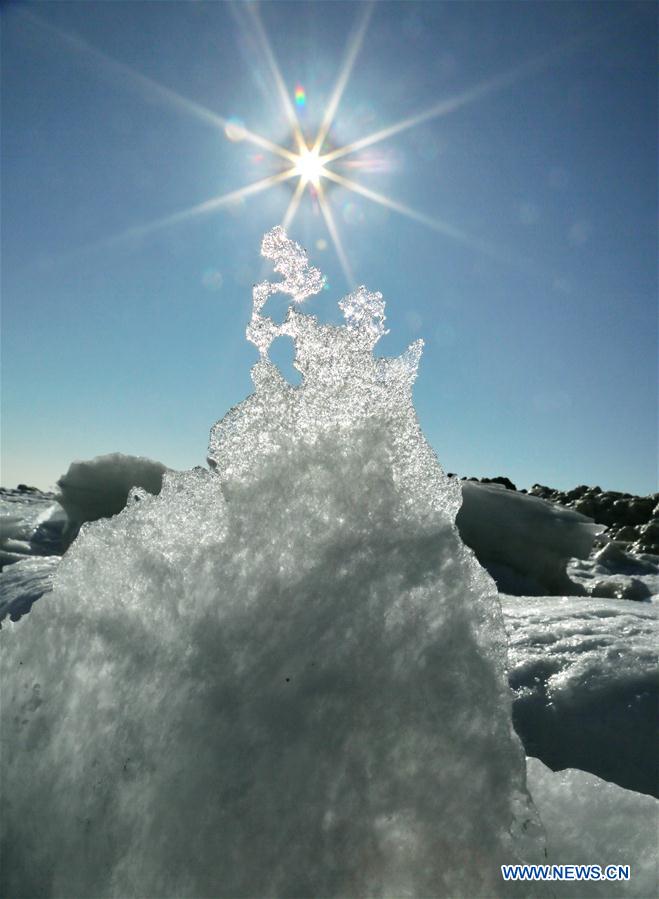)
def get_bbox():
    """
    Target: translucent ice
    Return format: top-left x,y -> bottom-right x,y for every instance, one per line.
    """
527,757 -> 659,897
458,481 -> 605,595
2,229 -> 544,898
